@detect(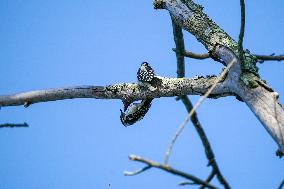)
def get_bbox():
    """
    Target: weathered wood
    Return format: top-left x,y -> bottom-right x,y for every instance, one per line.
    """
0,77 -> 231,107
154,0 -> 284,153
